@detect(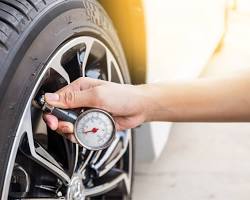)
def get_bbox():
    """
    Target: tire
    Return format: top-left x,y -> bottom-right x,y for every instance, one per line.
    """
0,0 -> 133,199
